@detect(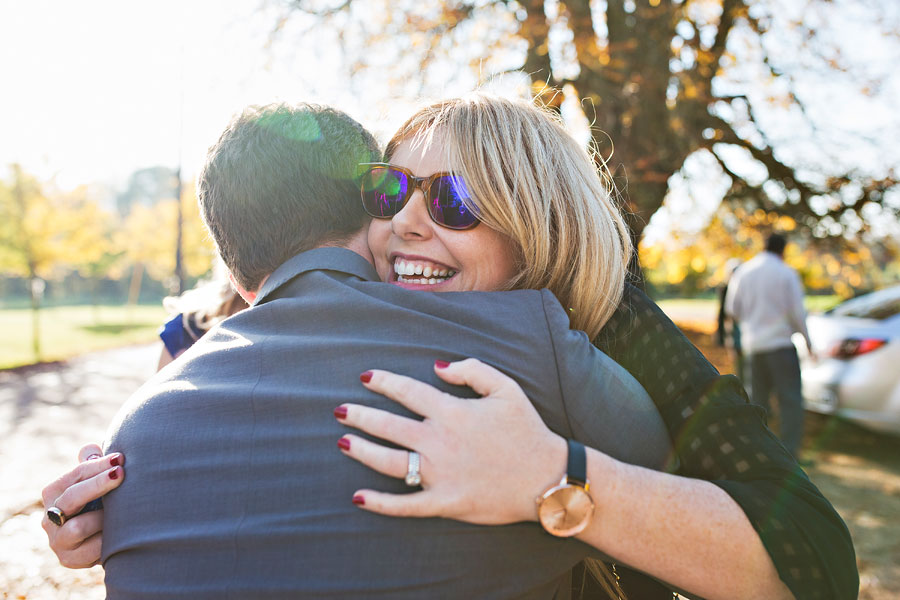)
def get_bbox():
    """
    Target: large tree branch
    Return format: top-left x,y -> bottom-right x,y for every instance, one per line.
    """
709,115 -> 898,229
